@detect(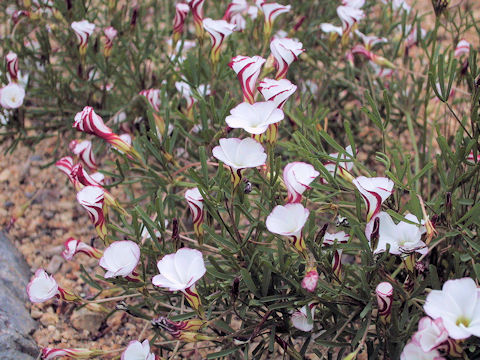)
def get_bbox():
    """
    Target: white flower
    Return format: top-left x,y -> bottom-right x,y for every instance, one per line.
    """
266,203 -> 309,239
424,277 -> 480,340
336,5 -> 364,34
27,269 -> 59,303
99,241 -> 140,278
320,23 -> 343,36
261,2 -> 291,30
283,162 -> 319,203
258,78 -> 297,109
291,304 -> 315,332
355,30 -> 388,49
373,212 -> 427,255
321,145 -> 354,184
400,341 -> 445,360
203,18 -> 236,61
247,5 -> 258,19
230,13 -> 246,31
224,0 -> 248,20
353,176 -> 394,222
121,340 -> 155,360
71,20 -> 95,48
323,231 -> 350,246
0,83 -> 25,109
152,248 -> 206,291
225,101 -> 284,135
342,0 -> 365,8
175,81 -> 210,110
413,317 -> 449,352
212,137 -> 267,170
270,37 -> 304,79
